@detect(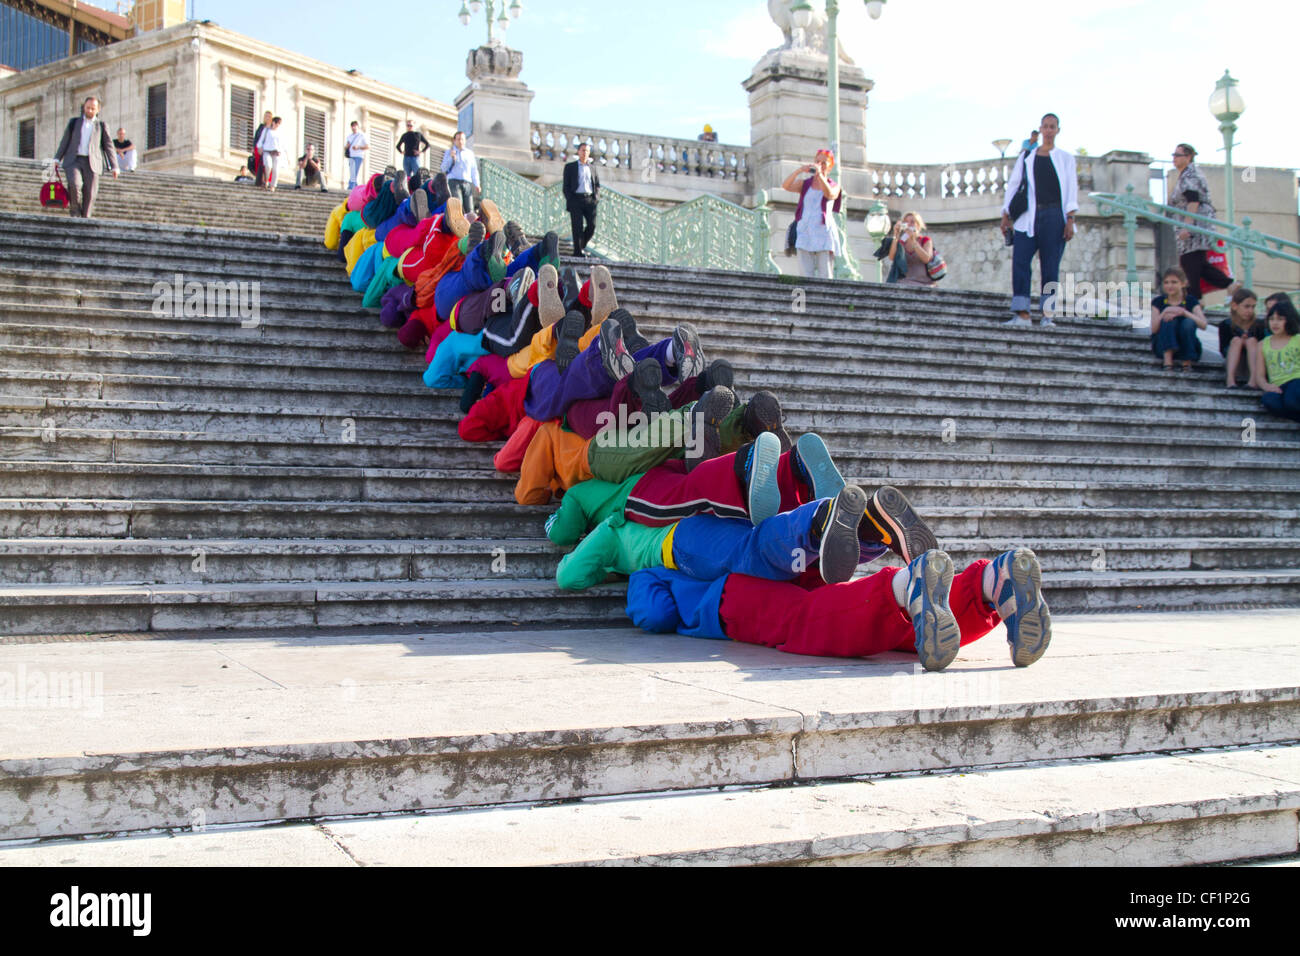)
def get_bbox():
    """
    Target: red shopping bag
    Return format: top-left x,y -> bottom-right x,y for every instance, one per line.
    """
1202,240 -> 1232,295
40,167 -> 69,209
